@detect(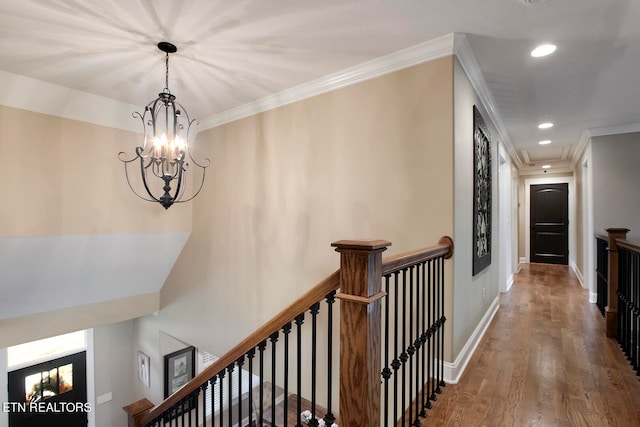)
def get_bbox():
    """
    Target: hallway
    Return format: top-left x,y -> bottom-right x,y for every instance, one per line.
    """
428,263 -> 640,426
